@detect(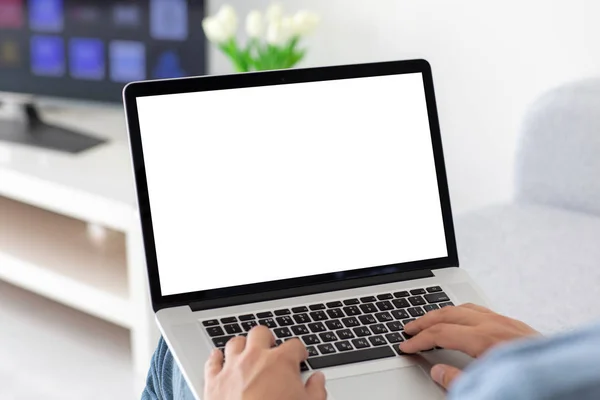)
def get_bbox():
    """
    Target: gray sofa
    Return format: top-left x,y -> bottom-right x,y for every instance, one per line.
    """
455,79 -> 600,335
